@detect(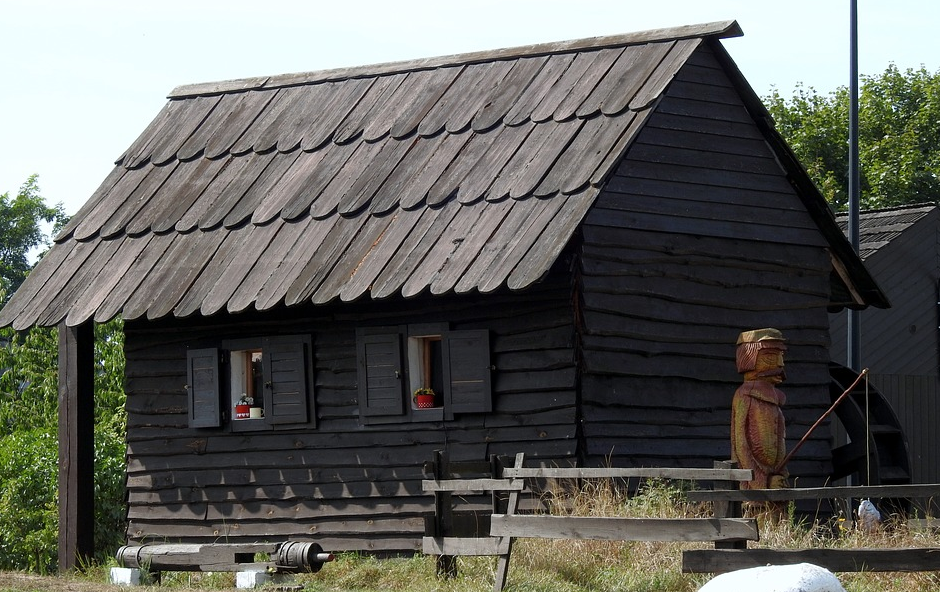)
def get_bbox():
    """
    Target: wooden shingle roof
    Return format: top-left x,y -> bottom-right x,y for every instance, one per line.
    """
836,203 -> 937,260
0,20 -> 884,329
